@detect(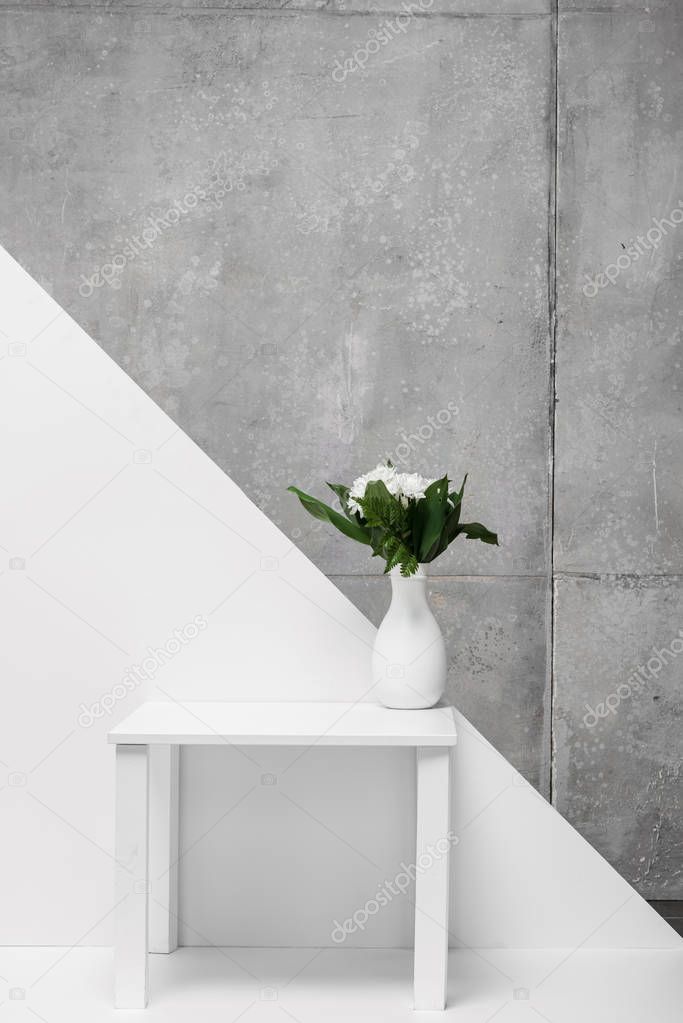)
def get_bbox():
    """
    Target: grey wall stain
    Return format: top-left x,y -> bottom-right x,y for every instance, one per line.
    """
0,0 -> 680,896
